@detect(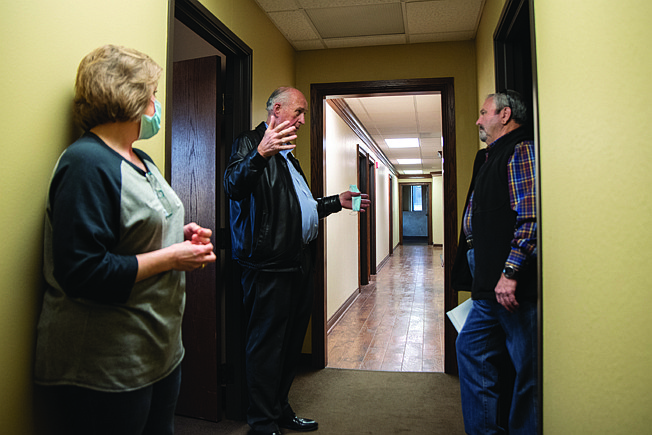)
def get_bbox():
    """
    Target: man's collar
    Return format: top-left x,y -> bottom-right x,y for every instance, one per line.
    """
487,126 -> 525,149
